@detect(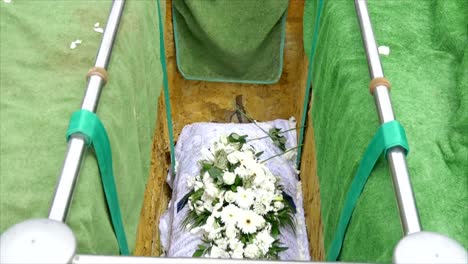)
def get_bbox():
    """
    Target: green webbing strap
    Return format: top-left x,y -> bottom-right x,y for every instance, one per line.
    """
156,0 -> 176,175
66,110 -> 129,255
326,120 -> 410,261
297,0 -> 325,168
